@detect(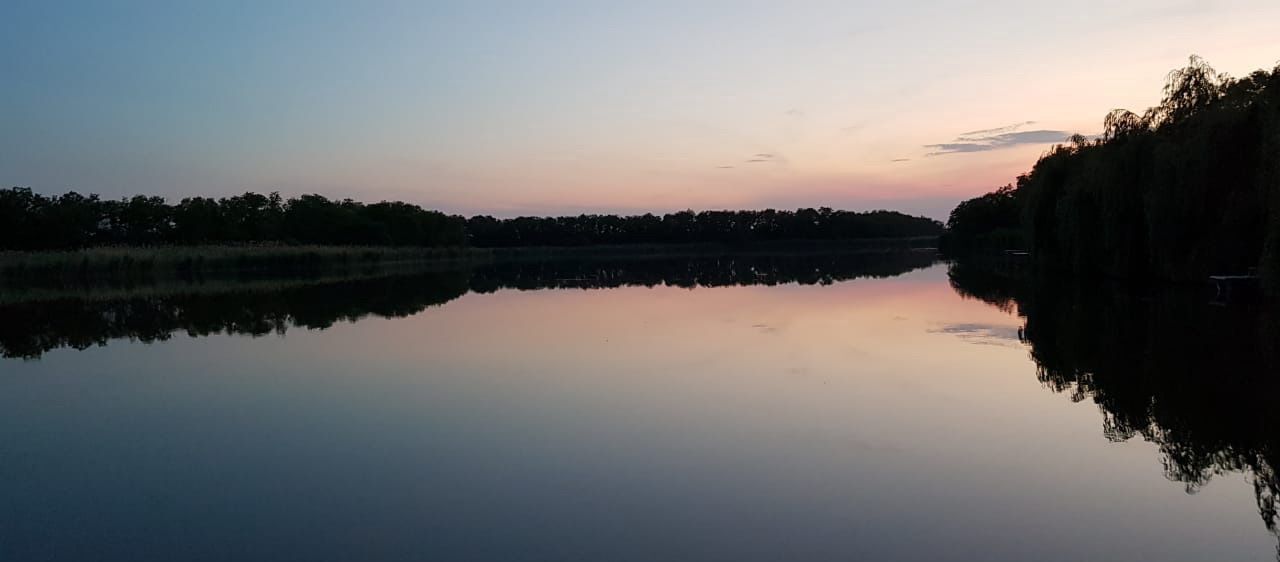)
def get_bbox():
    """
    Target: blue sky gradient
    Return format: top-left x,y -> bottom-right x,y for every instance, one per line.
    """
4,0 -> 1279,218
